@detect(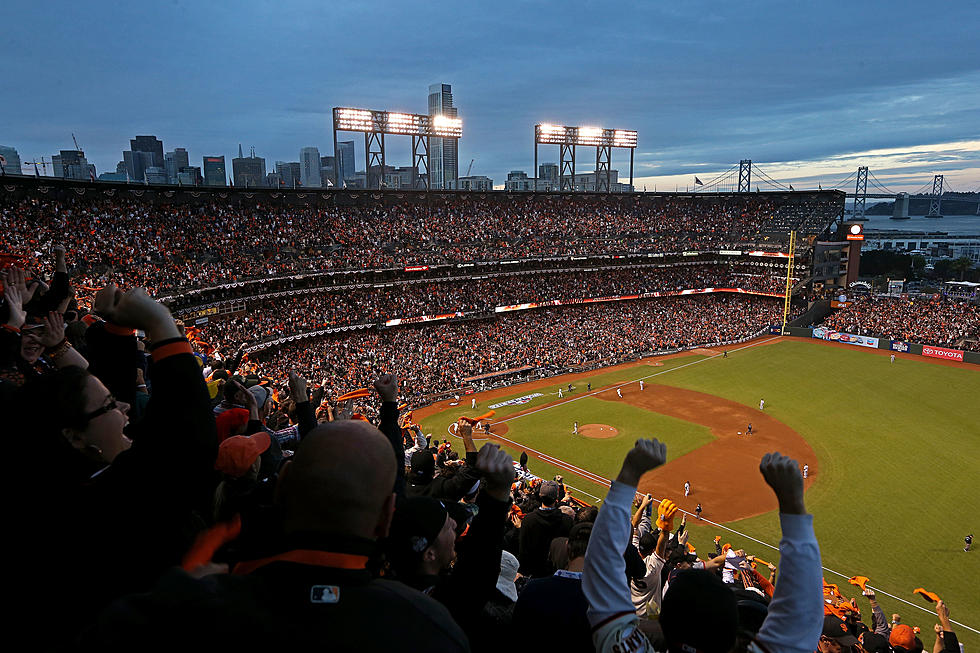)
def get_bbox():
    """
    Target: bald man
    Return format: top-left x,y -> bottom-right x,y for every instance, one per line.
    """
90,420 -> 469,651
